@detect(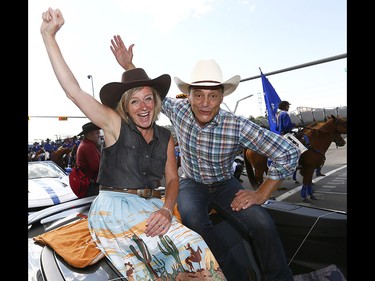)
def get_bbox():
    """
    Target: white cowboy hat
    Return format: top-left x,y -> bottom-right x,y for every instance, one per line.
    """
174,59 -> 241,97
